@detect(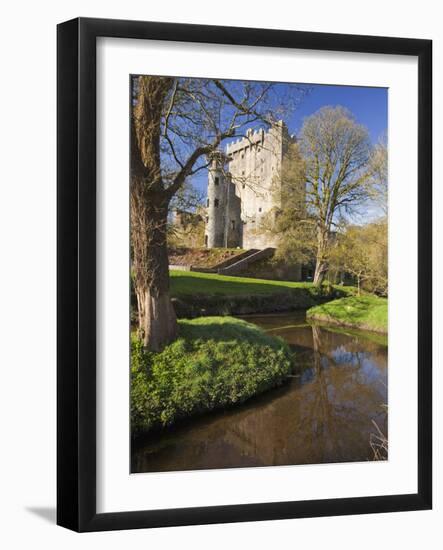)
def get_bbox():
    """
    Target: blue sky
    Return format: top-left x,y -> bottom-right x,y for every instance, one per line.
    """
286,83 -> 387,143
192,83 -> 387,197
